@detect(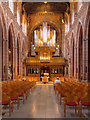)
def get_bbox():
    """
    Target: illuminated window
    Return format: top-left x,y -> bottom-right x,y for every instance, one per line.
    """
65,13 -> 69,34
72,6 -> 74,24
17,9 -> 20,25
77,1 -> 82,12
9,0 -> 13,13
22,15 -> 27,35
34,30 -> 37,40
25,23 -> 27,35
22,15 -> 25,33
22,23 -> 24,33
65,23 -> 68,35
